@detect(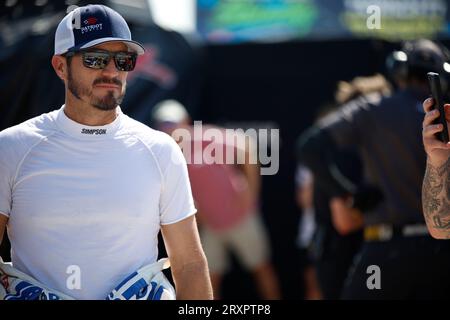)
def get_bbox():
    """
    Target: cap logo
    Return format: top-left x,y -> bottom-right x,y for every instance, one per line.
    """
81,17 -> 103,34
84,17 -> 98,25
